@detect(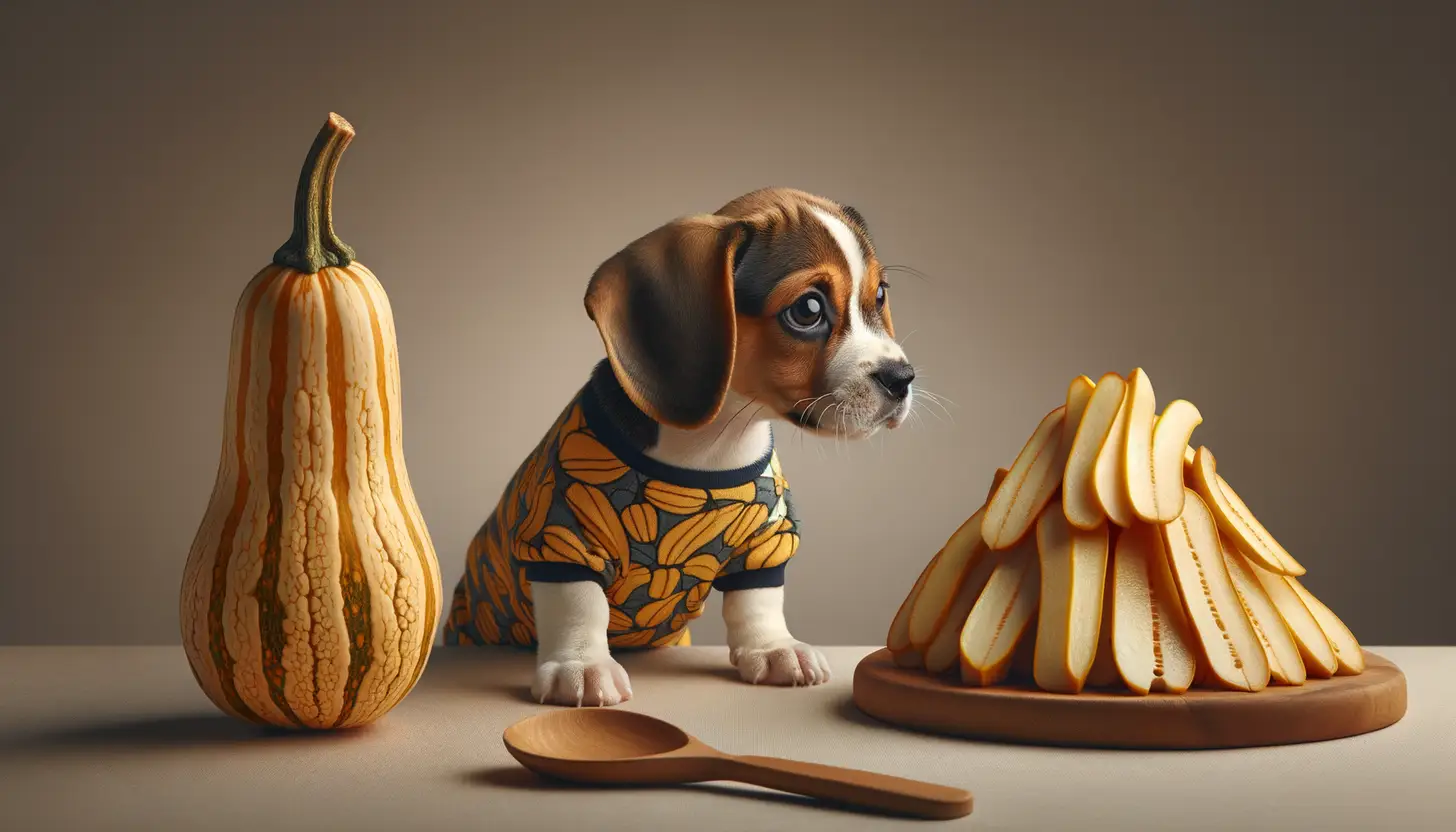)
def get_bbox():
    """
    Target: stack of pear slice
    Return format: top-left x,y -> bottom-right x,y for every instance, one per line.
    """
886,368 -> 1364,695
